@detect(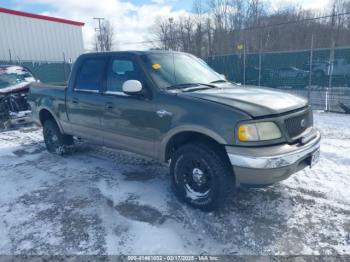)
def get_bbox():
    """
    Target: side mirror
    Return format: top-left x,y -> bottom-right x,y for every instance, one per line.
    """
122,80 -> 143,95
